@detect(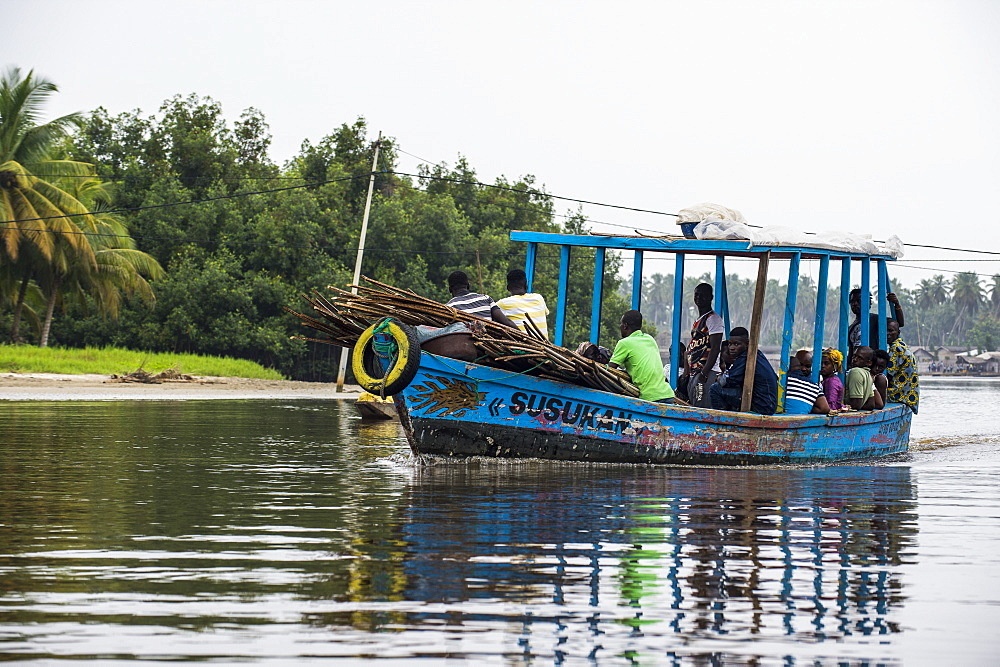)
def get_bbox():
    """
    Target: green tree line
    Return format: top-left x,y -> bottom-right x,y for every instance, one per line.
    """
3,67 -> 996,381
0,68 -> 630,380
